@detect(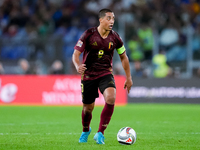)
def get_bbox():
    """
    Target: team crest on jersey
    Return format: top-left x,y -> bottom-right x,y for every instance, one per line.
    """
108,42 -> 113,49
76,40 -> 83,47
